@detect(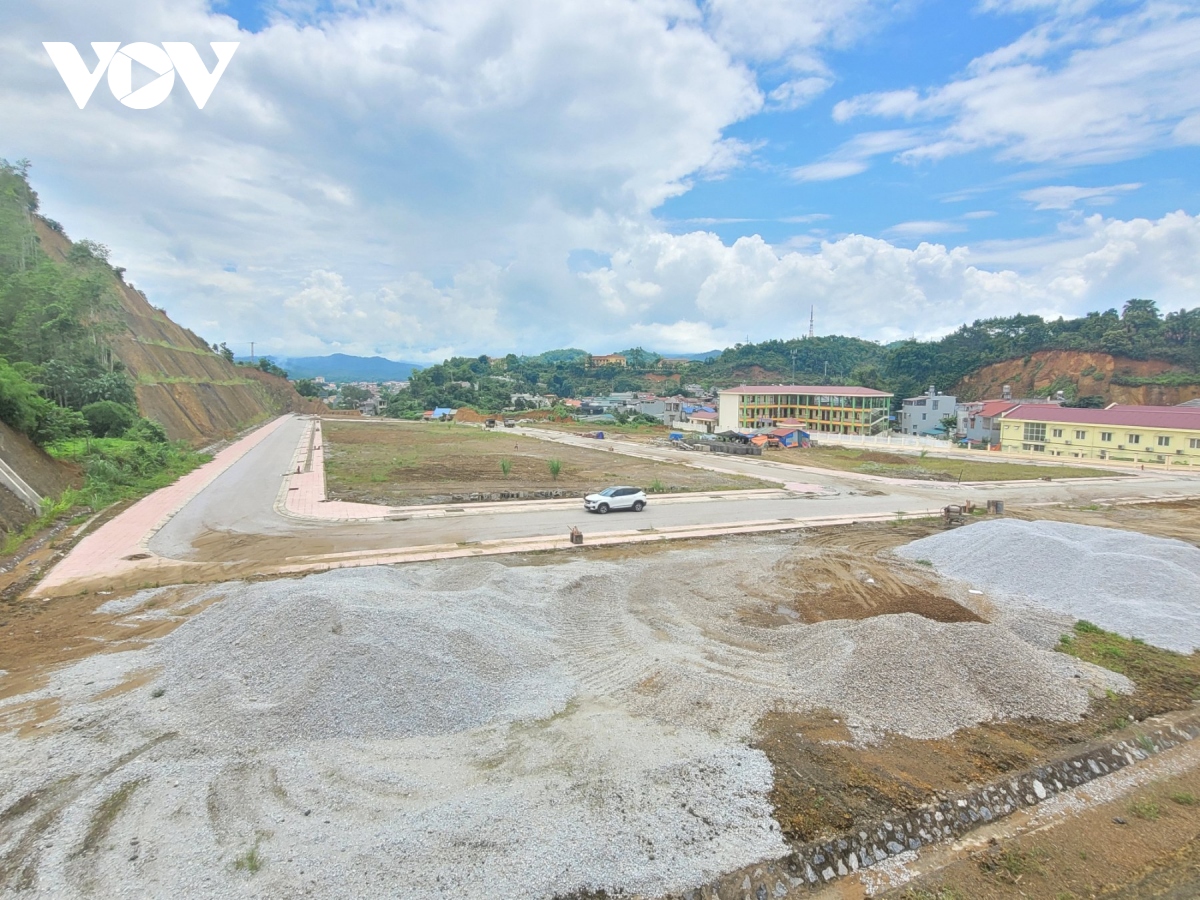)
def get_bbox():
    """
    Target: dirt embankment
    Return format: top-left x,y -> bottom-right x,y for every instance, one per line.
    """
955,349 -> 1200,405
0,422 -> 80,537
33,220 -> 323,445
